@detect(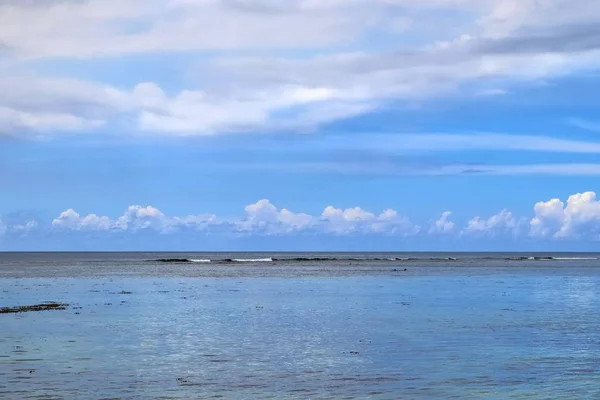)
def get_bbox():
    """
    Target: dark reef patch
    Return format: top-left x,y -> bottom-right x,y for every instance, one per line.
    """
1,302 -> 69,314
